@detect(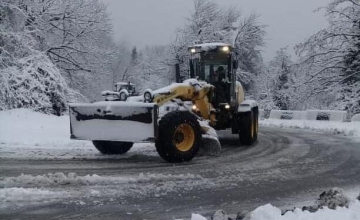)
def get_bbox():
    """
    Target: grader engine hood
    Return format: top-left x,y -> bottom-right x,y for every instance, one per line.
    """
69,102 -> 158,142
